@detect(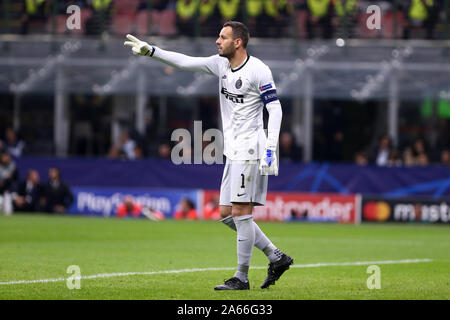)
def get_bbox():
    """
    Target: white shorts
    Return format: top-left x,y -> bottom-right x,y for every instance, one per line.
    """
219,158 -> 268,207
